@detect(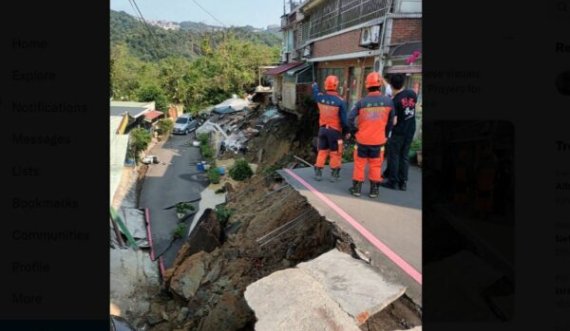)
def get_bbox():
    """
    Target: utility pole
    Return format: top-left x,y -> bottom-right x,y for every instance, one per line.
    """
377,0 -> 394,74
